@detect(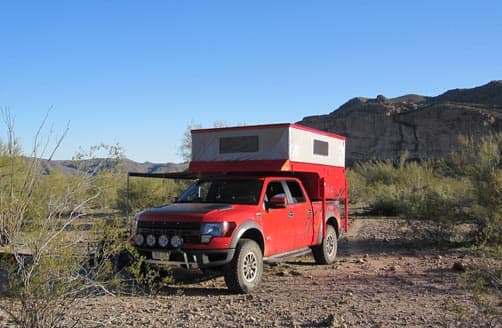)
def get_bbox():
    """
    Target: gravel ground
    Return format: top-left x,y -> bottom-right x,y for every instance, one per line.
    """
1,217 -> 501,327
